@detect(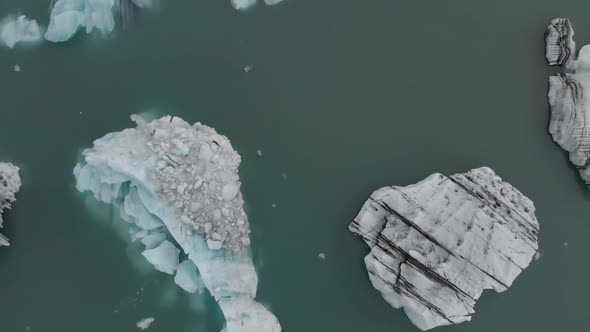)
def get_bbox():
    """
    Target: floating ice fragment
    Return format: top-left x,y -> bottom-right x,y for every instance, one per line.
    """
132,0 -> 154,8
136,317 -> 155,330
174,260 -> 204,293
232,0 -> 257,10
222,182 -> 239,201
318,252 -> 326,260
1,16 -> 42,49
141,240 -> 180,275
45,0 -> 116,42
244,65 -> 253,73
257,150 -> 262,156
140,233 -> 166,249
14,65 -> 20,72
